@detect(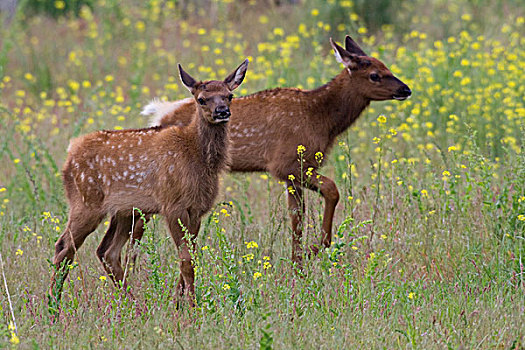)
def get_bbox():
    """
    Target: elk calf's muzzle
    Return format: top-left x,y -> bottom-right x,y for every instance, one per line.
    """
394,85 -> 412,100
213,105 -> 231,122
